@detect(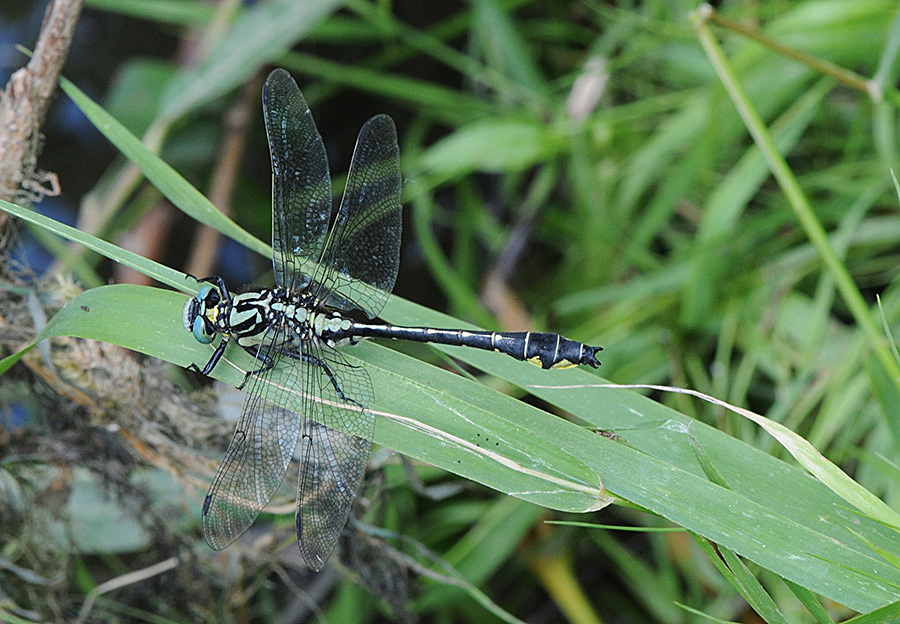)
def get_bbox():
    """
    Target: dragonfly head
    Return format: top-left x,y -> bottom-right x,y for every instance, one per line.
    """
183,283 -> 222,344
